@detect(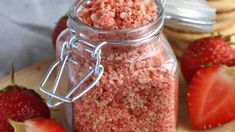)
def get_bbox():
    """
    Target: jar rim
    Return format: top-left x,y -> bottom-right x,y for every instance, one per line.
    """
68,0 -> 164,33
